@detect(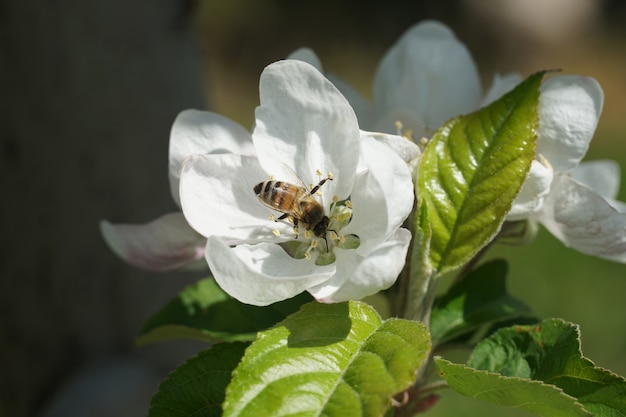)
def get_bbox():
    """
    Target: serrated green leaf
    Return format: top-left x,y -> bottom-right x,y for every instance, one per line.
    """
137,278 -> 312,344
430,259 -> 532,345
223,301 -> 430,417
148,342 -> 247,417
467,319 -> 626,416
435,358 -> 591,417
419,72 -> 544,274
